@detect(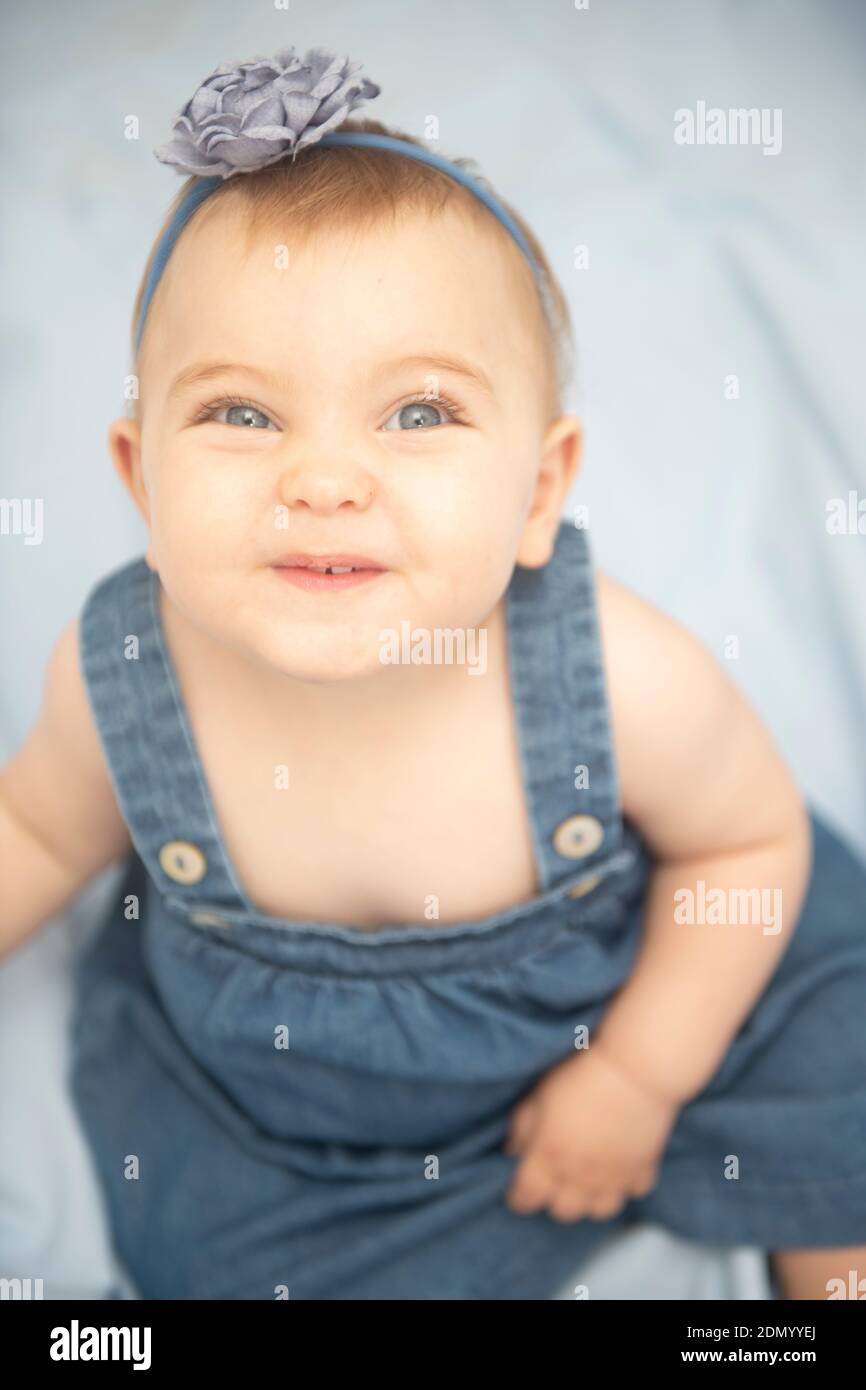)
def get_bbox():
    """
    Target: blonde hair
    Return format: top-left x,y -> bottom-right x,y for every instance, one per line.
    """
131,118 -> 575,420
